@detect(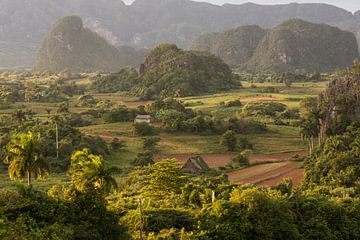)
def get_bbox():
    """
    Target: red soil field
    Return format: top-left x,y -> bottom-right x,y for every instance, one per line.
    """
256,168 -> 304,188
227,161 -> 303,186
123,101 -> 152,108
